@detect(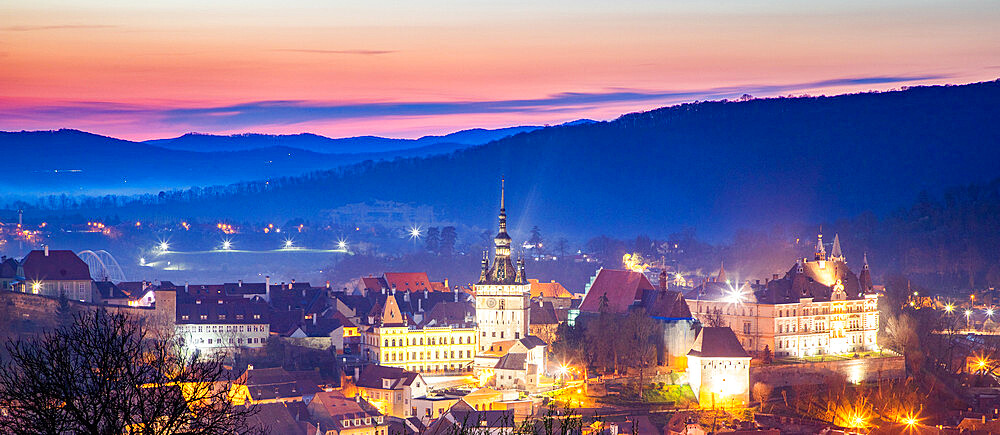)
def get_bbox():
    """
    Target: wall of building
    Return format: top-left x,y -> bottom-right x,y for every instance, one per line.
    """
282,333 -> 343,351
751,354 -> 905,387
659,318 -> 699,369
361,325 -> 478,374
687,355 -> 751,407
686,295 -> 879,358
475,283 -> 531,352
